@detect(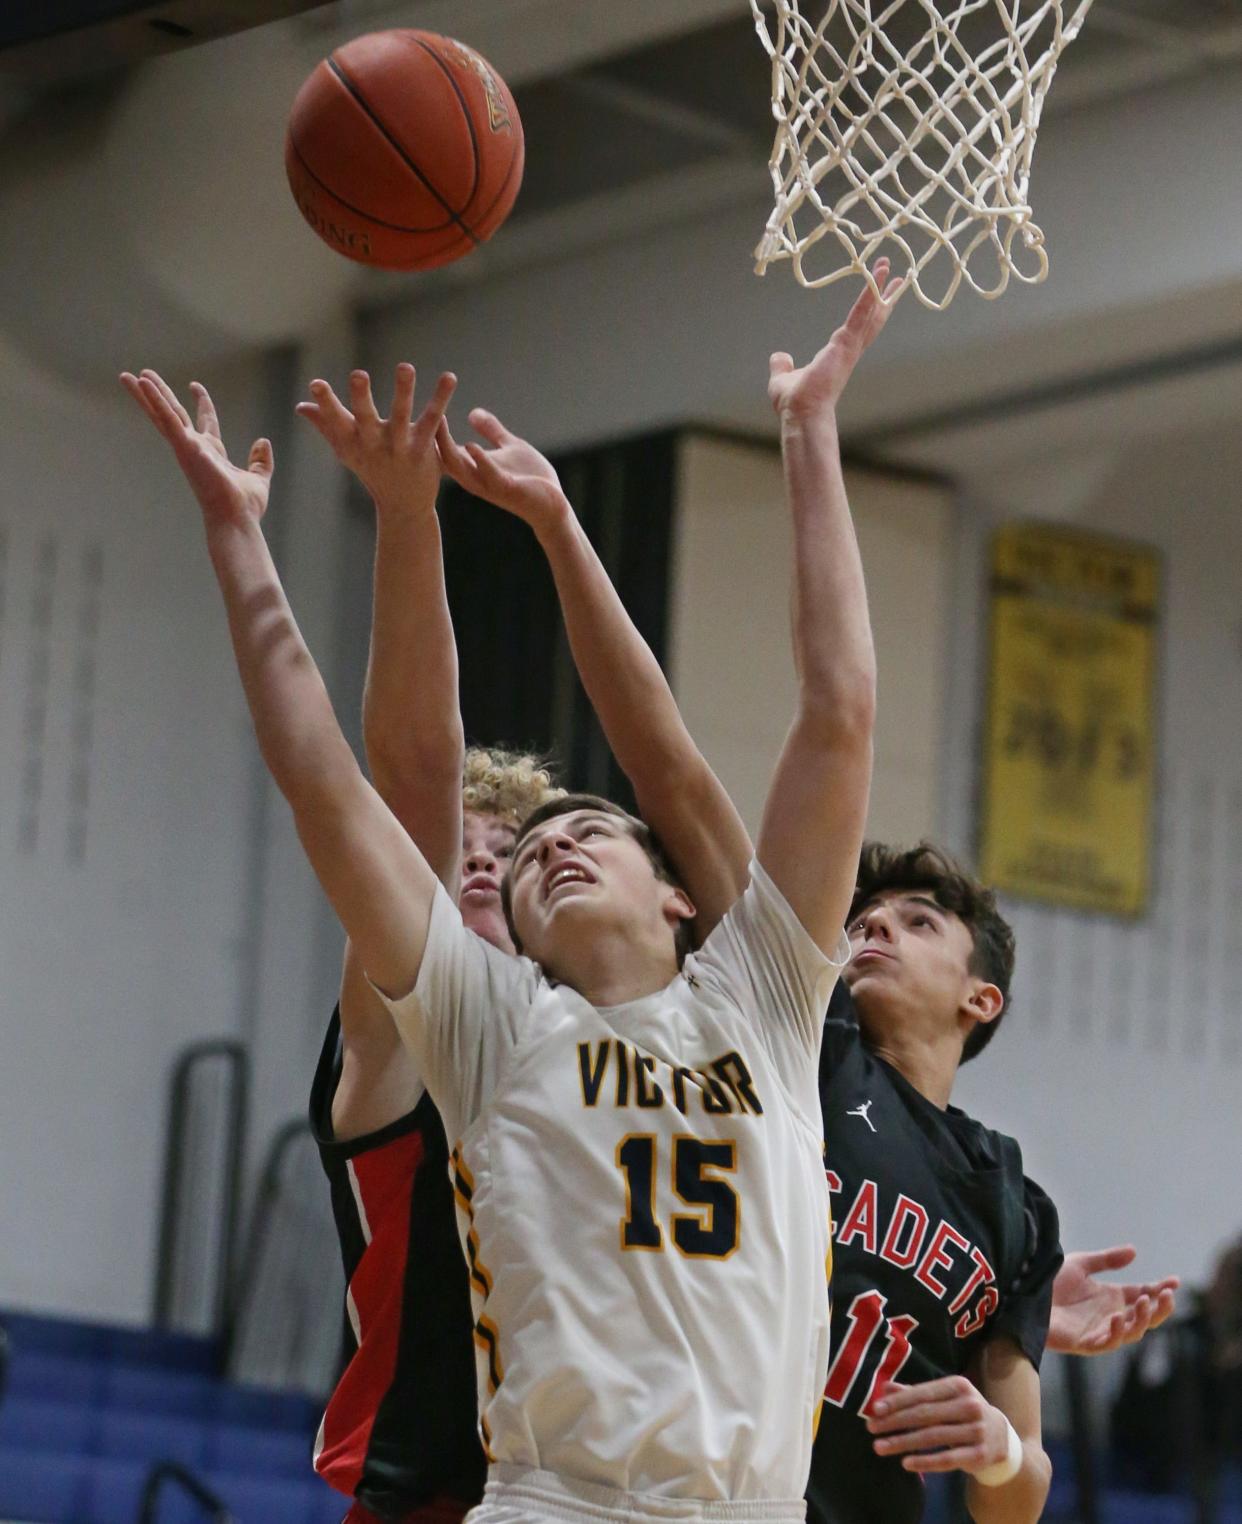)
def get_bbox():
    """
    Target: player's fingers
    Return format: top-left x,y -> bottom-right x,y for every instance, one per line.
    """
1079,1245 -> 1138,1274
415,372 -> 458,437
305,379 -> 355,436
903,1445 -> 990,1474
875,1422 -> 986,1456
868,1398 -> 974,1436
464,441 -> 514,491
389,362 -> 416,431
1089,1308 -> 1134,1352
189,382 -> 222,441
140,369 -> 193,429
248,438 -> 274,478
293,402 -> 333,444
882,272 -> 909,305
120,372 -> 165,429
435,417 -> 477,481
842,260 -> 888,332
468,407 -> 513,446
1149,1288 -> 1178,1328
768,352 -> 795,379
1127,1277 -> 1180,1301
870,1378 -> 964,1416
1120,1297 -> 1154,1345
349,369 -> 382,427
862,260 -> 898,340
135,375 -> 188,445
